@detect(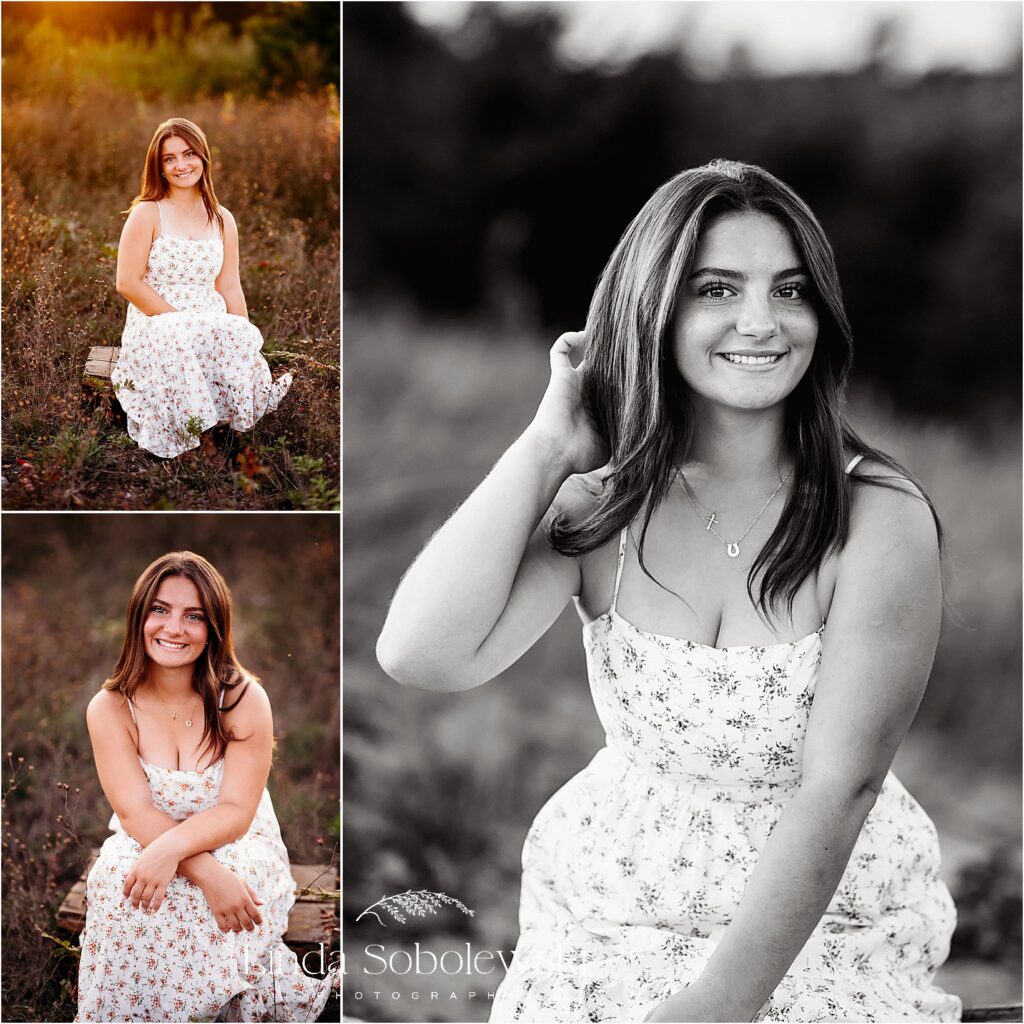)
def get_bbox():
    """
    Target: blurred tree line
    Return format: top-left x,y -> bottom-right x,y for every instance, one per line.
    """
345,3 -> 1021,422
2,1 -> 339,97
